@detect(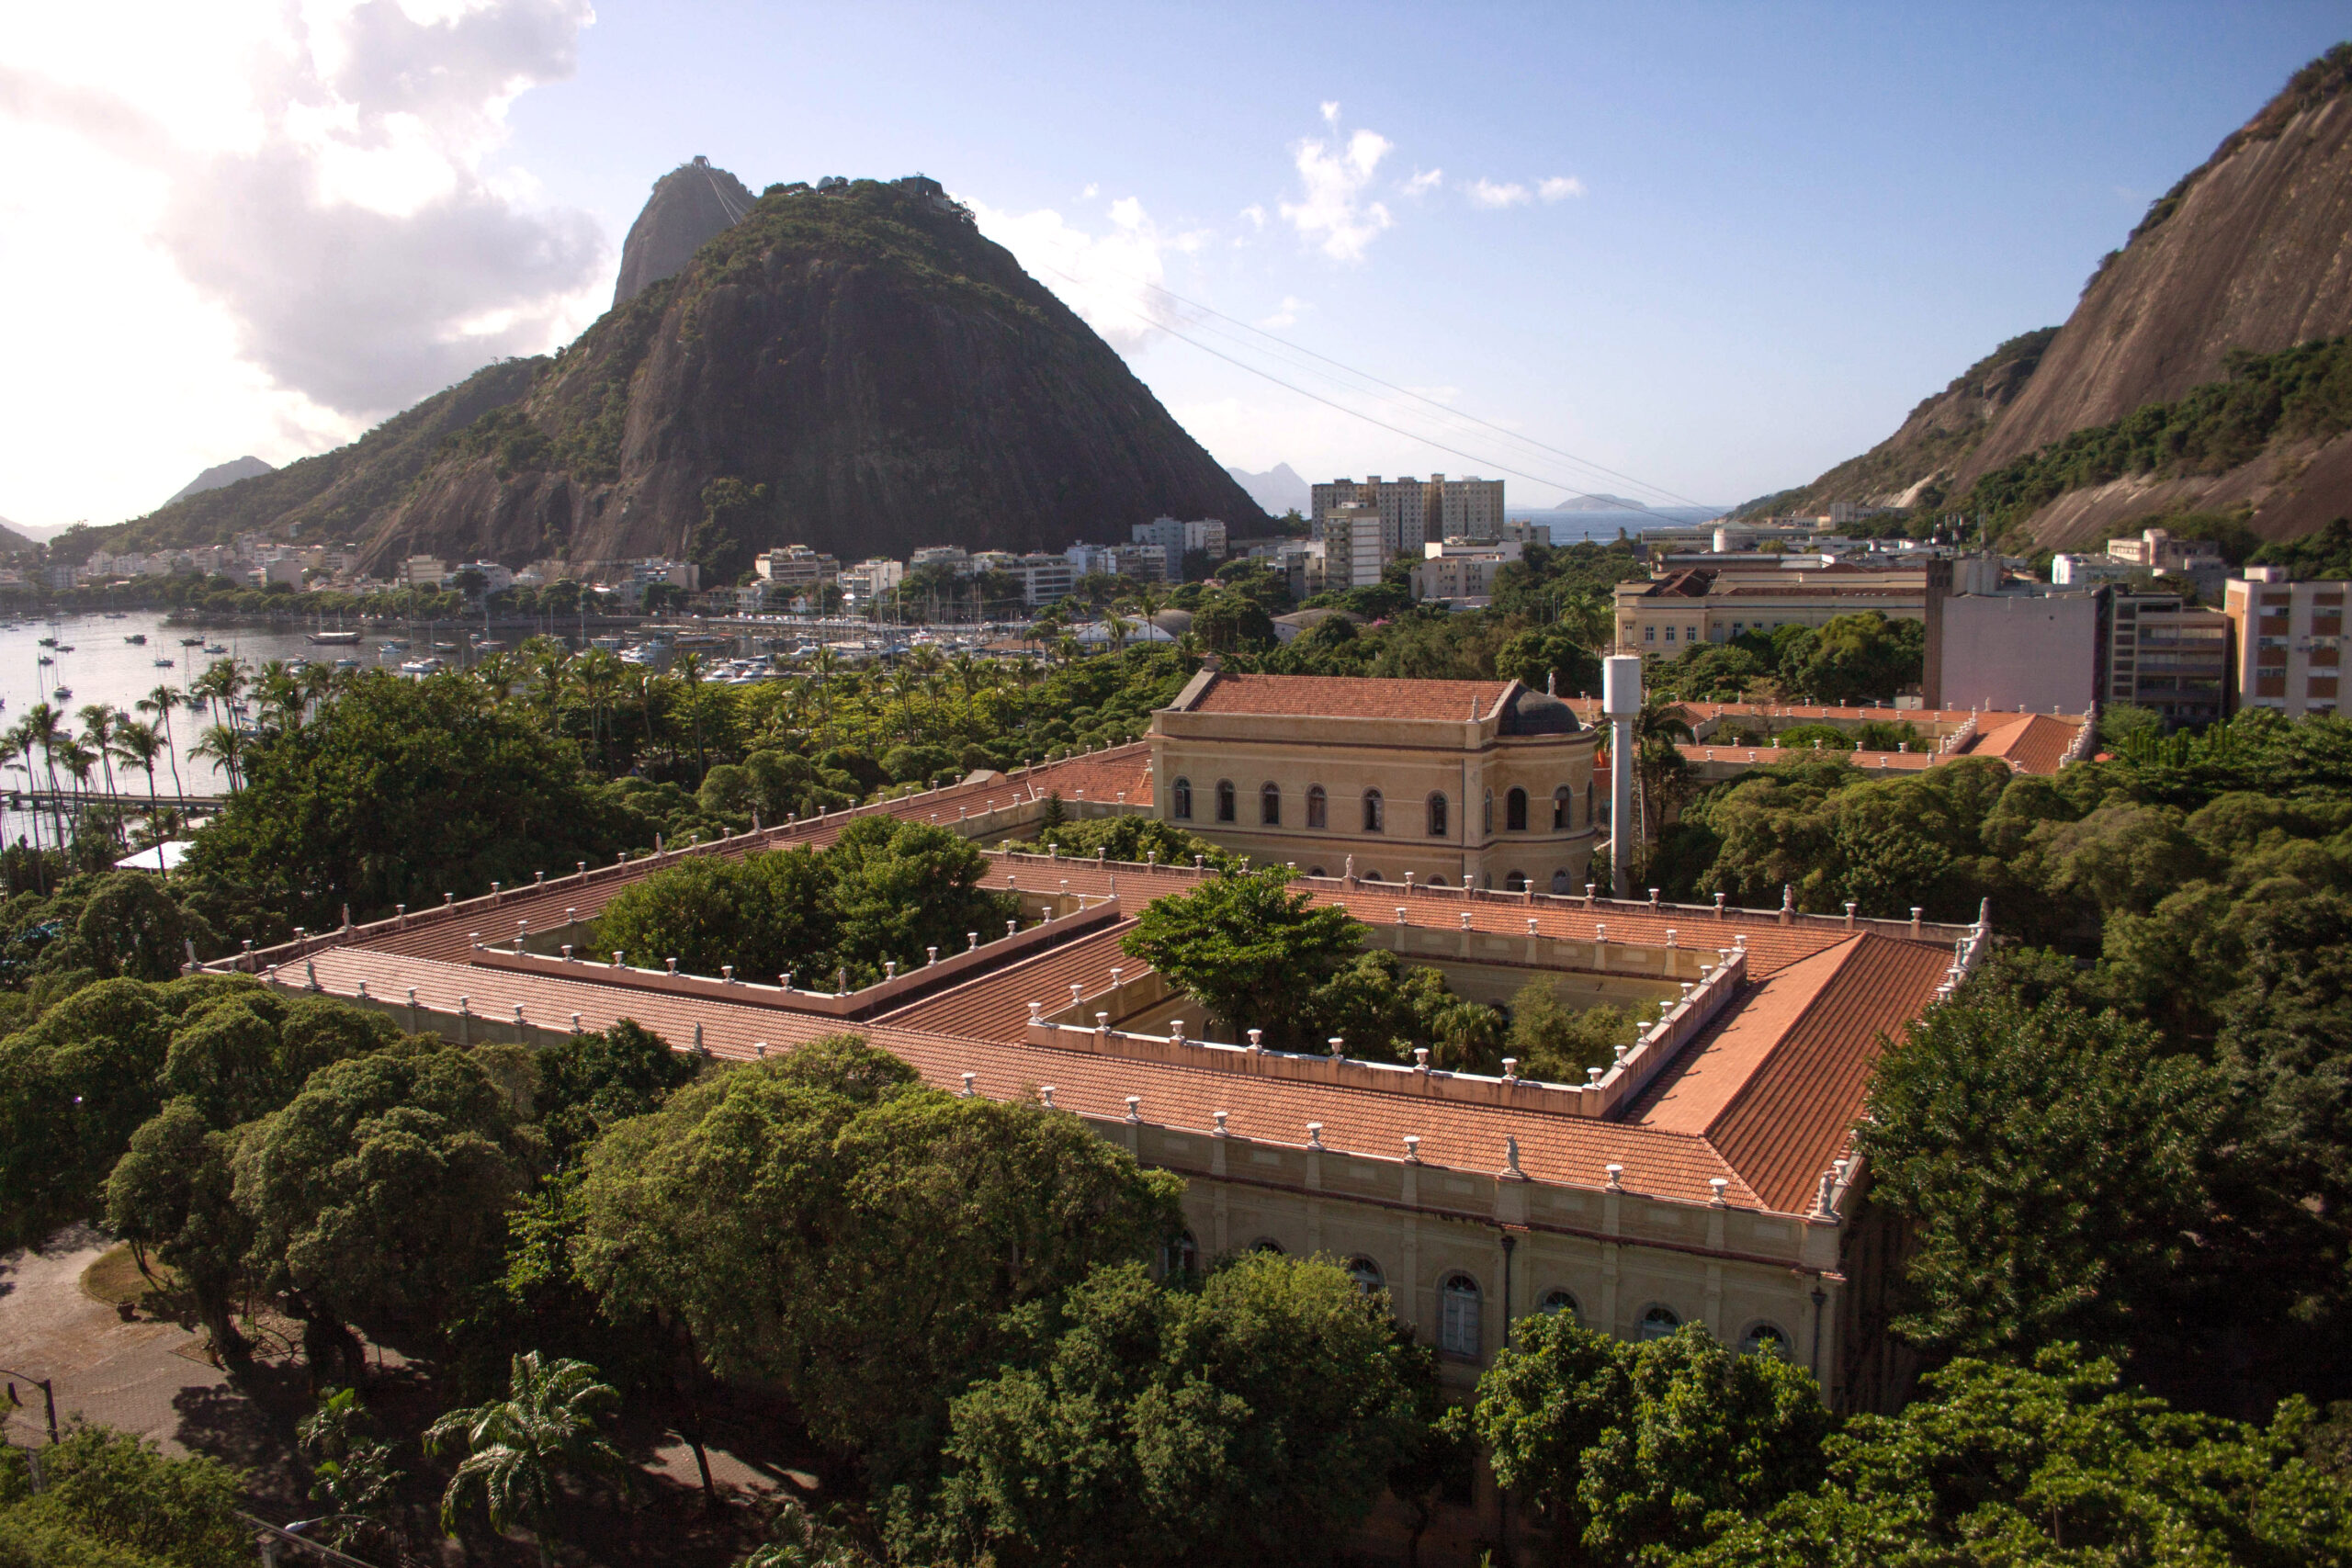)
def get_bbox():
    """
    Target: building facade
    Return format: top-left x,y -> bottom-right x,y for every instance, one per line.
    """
1411,538 -> 1523,606
1318,505 -> 1387,589
1312,474 -> 1509,556
1132,516 -> 1228,572
1150,671 -> 1601,892
1935,590 -> 2099,715
2101,590 -> 2231,723
2223,569 -> 2345,716
756,546 -> 841,587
